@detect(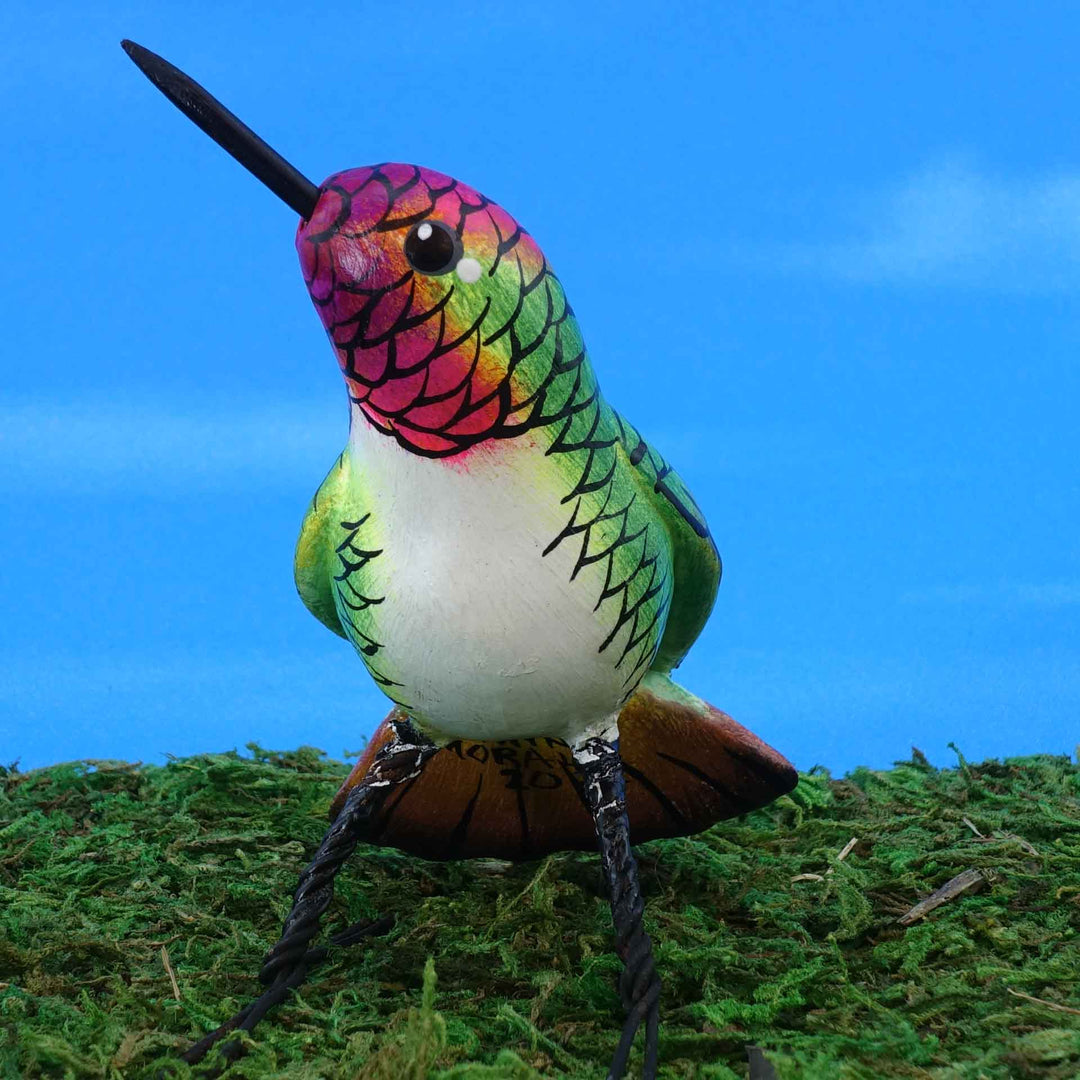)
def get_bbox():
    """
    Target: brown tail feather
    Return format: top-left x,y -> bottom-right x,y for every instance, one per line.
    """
330,676 -> 797,861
